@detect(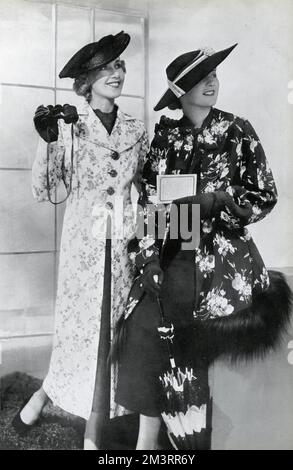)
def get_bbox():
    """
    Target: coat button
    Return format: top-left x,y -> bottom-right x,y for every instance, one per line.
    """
109,169 -> 117,178
111,151 -> 120,160
106,201 -> 113,210
107,186 -> 115,195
